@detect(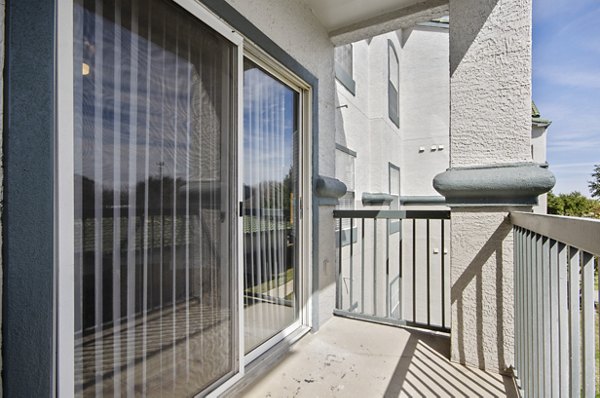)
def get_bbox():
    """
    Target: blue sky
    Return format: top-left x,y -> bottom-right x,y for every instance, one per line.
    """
533,0 -> 600,197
